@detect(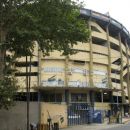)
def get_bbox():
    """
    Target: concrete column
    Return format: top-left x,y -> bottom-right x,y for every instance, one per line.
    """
118,32 -> 126,104
37,45 -> 42,126
88,20 -> 94,88
89,91 -> 95,107
106,24 -> 112,88
65,56 -> 69,87
125,40 -> 130,110
64,89 -> 70,104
